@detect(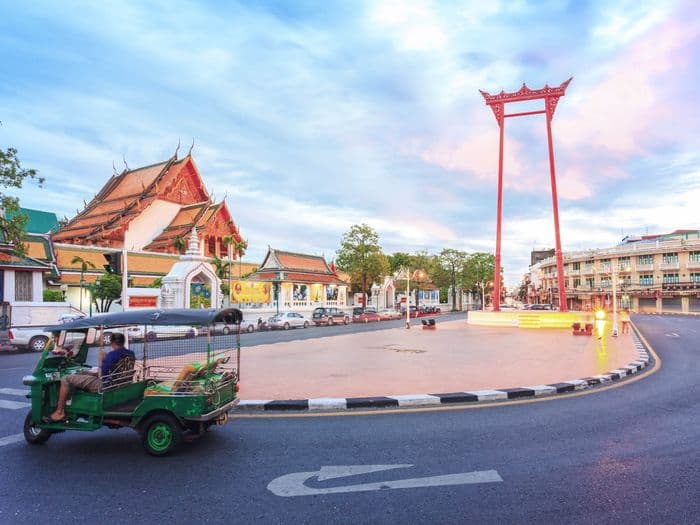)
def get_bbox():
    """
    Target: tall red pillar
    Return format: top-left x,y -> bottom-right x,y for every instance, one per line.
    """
493,104 -> 504,311
480,78 -> 572,312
